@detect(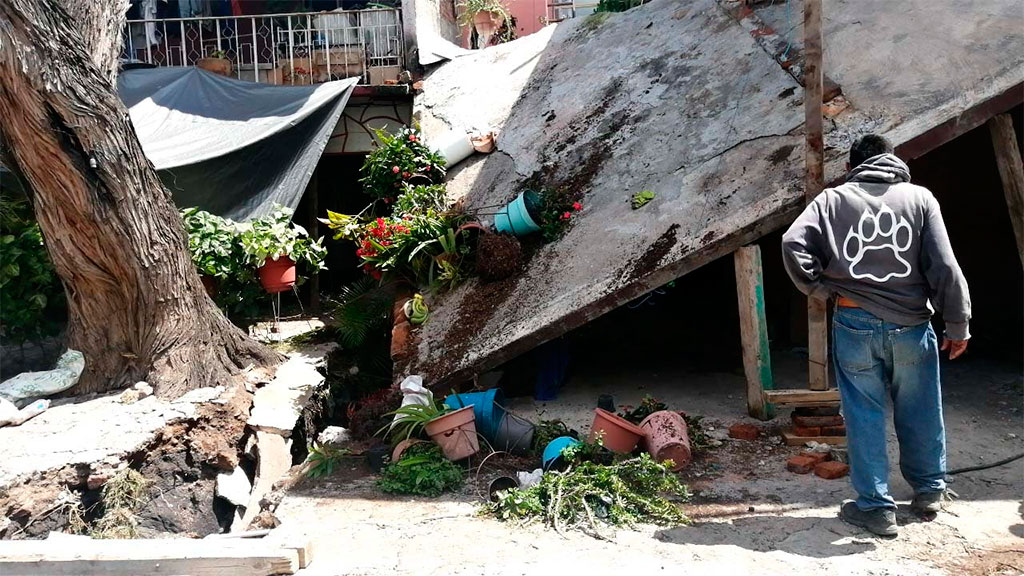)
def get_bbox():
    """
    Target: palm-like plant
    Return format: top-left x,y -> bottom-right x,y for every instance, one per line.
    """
378,400 -> 451,442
